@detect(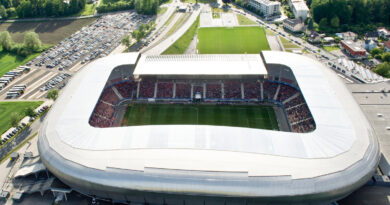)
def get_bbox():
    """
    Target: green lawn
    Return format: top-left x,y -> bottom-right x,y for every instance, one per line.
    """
197,26 -> 270,54
76,3 -> 97,16
122,104 -> 279,130
162,16 -> 199,54
236,14 -> 256,25
323,46 -> 340,52
158,7 -> 168,15
0,47 -> 41,77
0,101 -> 43,135
280,36 -> 299,50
